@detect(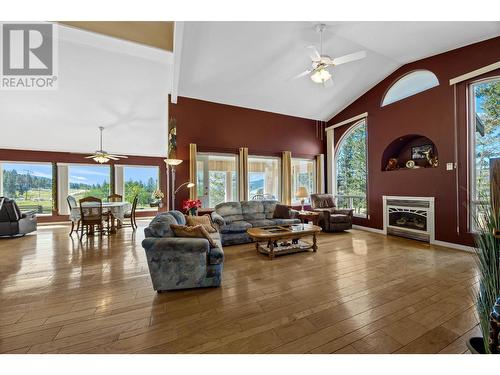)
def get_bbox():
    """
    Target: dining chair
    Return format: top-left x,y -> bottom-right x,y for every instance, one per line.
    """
67,195 -> 80,236
108,194 -> 123,202
79,196 -> 107,240
123,195 -> 139,230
